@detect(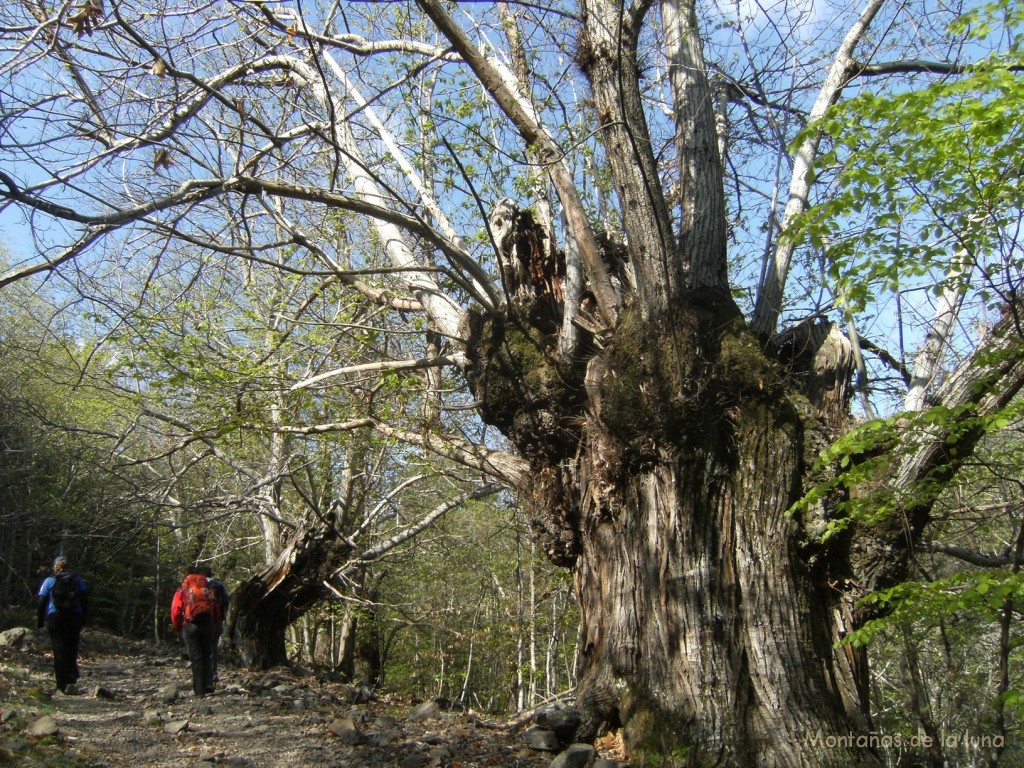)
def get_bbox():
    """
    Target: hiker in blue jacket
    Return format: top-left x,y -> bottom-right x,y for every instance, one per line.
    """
37,556 -> 89,693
